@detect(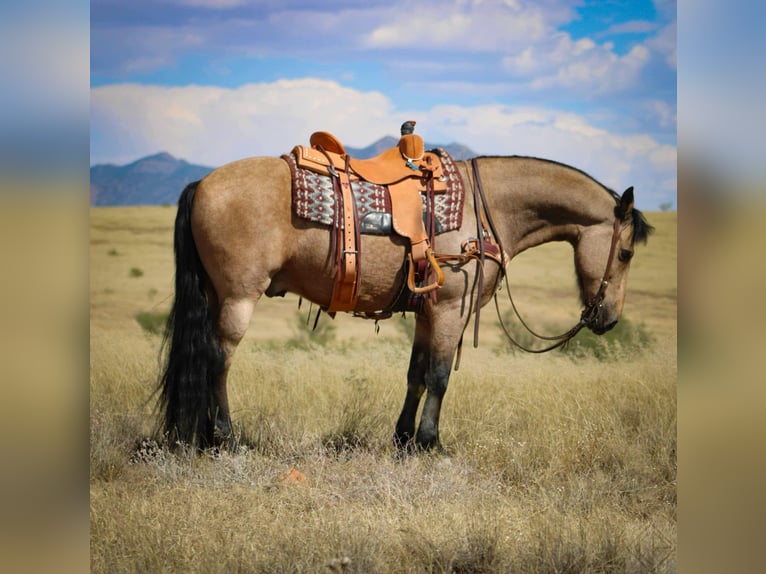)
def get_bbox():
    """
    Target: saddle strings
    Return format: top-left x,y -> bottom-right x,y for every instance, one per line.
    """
469,158 -> 508,348
314,144 -> 342,276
